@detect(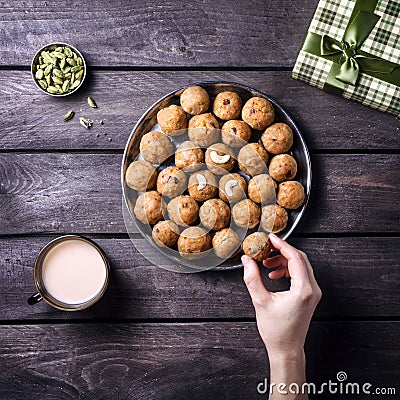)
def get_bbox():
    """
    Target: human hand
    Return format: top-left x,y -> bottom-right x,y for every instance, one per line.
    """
242,233 -> 322,362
